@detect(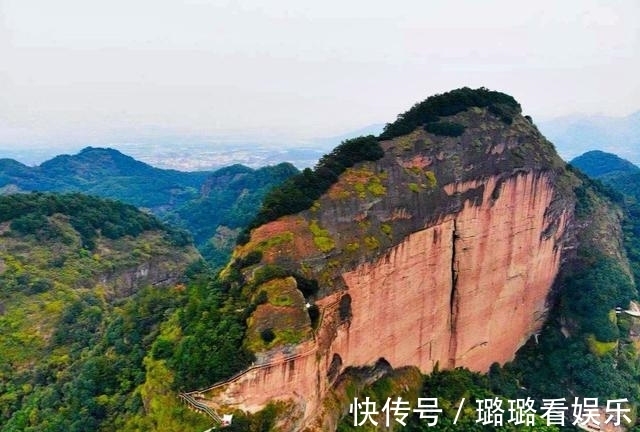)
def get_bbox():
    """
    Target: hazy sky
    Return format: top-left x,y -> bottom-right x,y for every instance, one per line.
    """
1,0 -> 639,148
